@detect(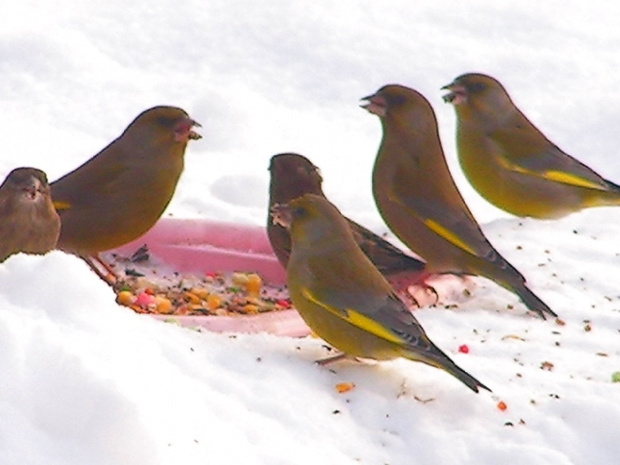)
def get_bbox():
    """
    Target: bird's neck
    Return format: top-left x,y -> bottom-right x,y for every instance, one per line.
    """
376,119 -> 444,172
455,101 -> 518,131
